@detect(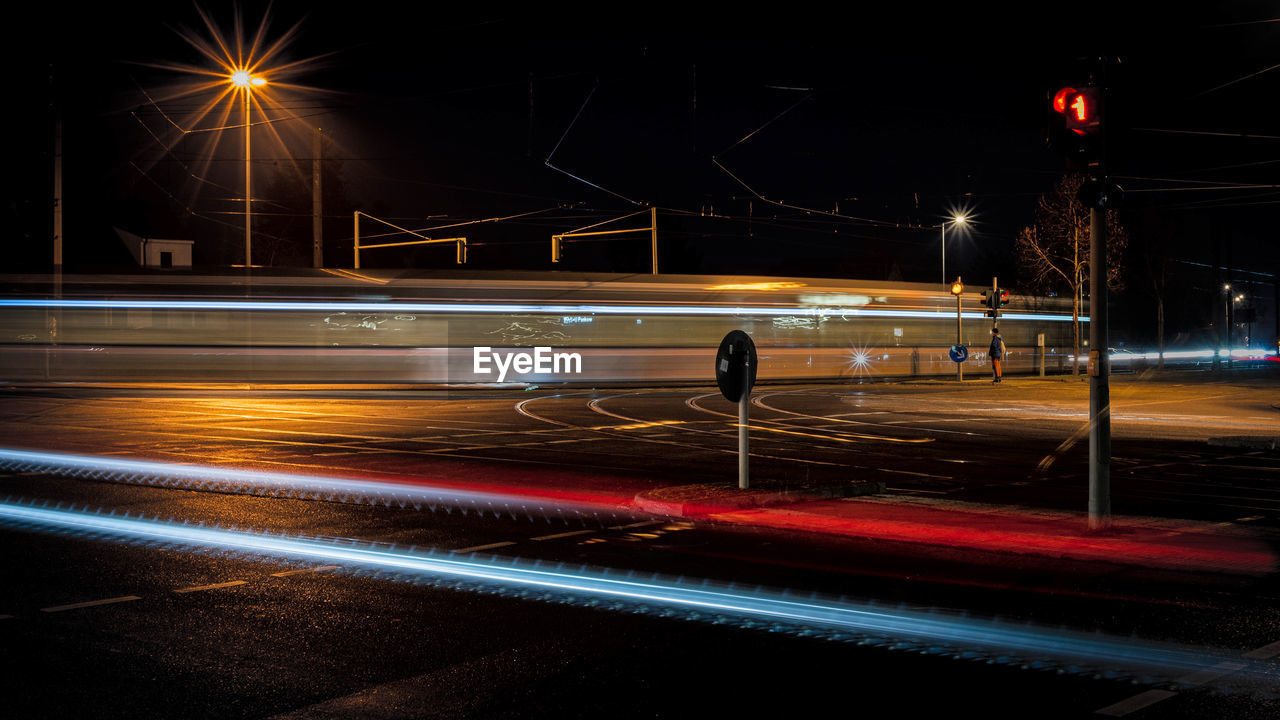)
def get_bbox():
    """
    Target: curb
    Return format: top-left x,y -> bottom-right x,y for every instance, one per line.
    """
634,480 -> 884,518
